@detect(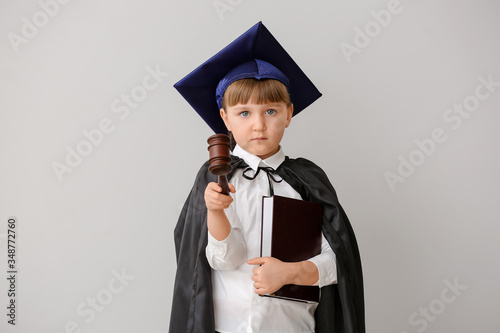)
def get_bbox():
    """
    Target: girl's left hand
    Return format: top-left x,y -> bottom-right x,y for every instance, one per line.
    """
247,257 -> 289,294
